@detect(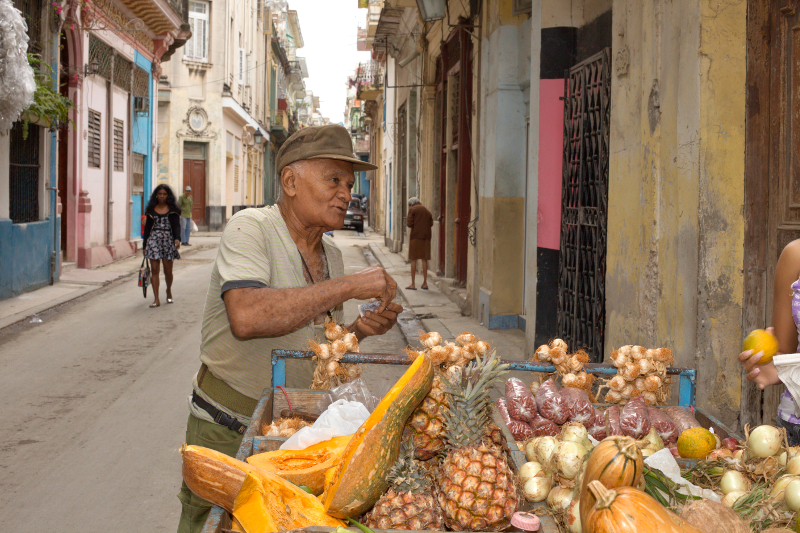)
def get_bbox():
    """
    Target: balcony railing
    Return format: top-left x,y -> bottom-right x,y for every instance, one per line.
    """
355,60 -> 384,88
